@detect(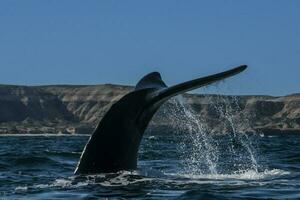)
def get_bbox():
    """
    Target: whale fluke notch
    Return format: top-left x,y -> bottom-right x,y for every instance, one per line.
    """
75,65 -> 247,174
